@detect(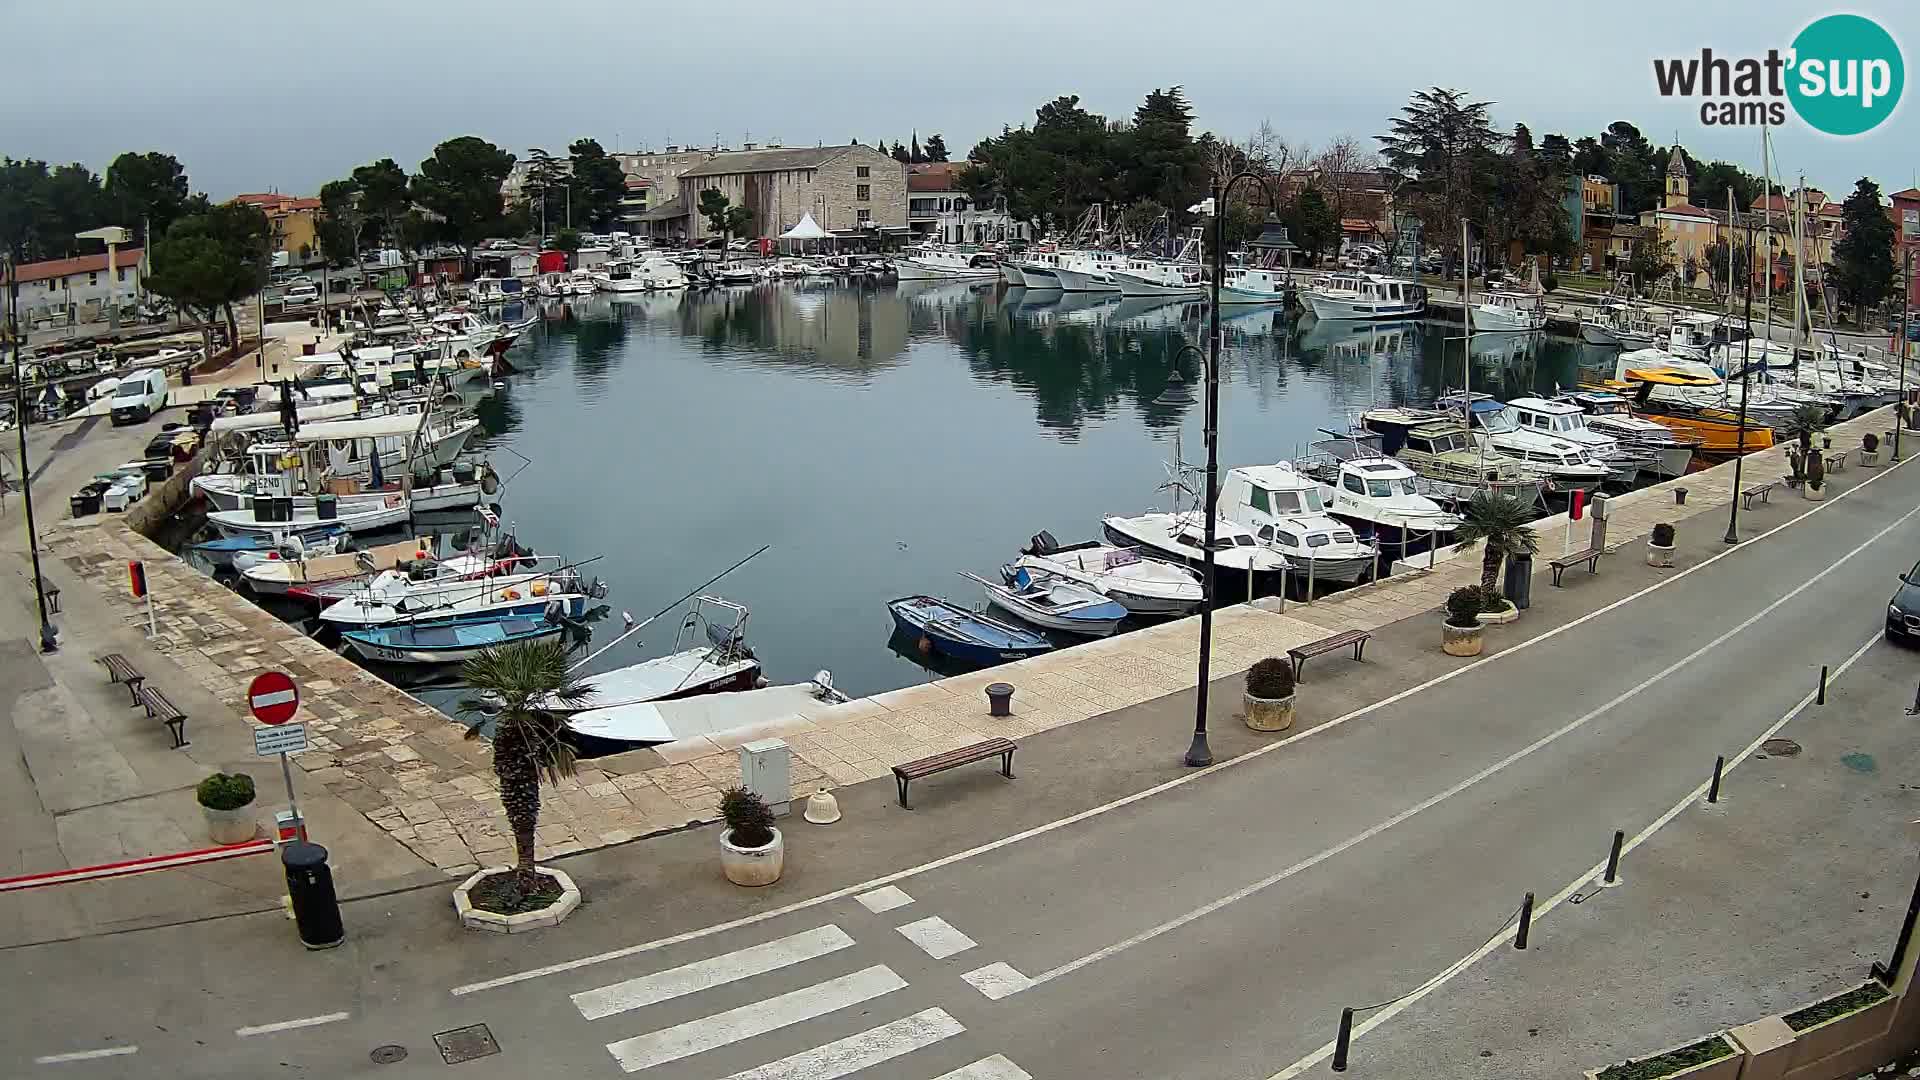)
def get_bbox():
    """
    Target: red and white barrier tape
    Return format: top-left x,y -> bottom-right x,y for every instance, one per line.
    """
0,839 -> 274,893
